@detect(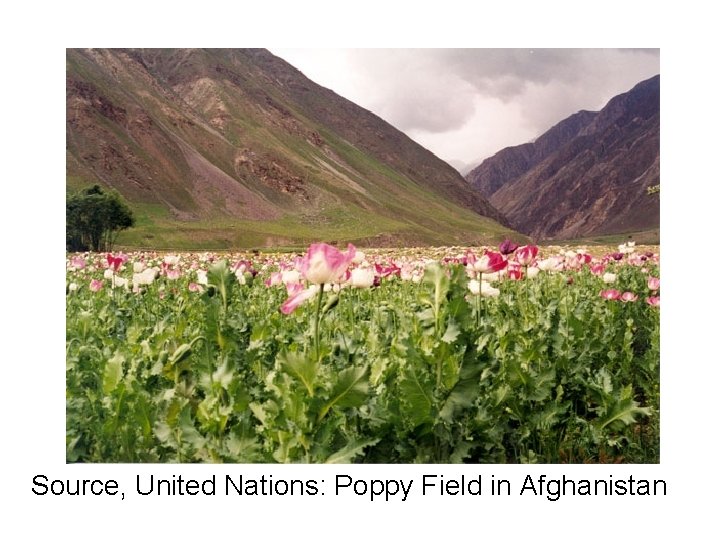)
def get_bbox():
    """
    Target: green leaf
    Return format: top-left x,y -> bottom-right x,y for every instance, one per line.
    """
596,386 -> 651,431
178,406 -> 206,450
324,438 -> 380,464
217,364 -> 234,390
420,262 -> 450,328
493,384 -> 511,406
318,366 -> 369,420
441,349 -> 461,390
226,432 -> 262,462
531,402 -> 569,431
278,349 -> 318,397
249,402 -> 271,429
528,368 -> 555,402
439,379 -> 478,423
441,318 -> 461,344
153,421 -> 173,445
448,440 -> 476,464
370,356 -> 390,386
398,367 -> 433,427
248,323 -> 273,351
103,351 -> 125,394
